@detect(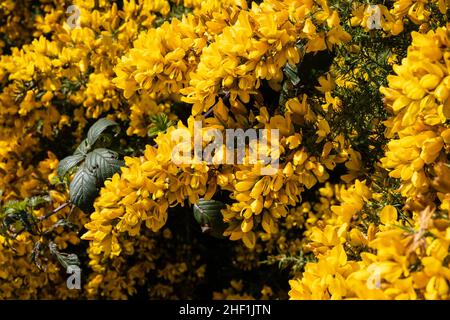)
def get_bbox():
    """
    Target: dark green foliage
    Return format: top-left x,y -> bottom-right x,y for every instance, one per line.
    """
57,118 -> 124,213
148,113 -> 174,138
193,199 -> 227,239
